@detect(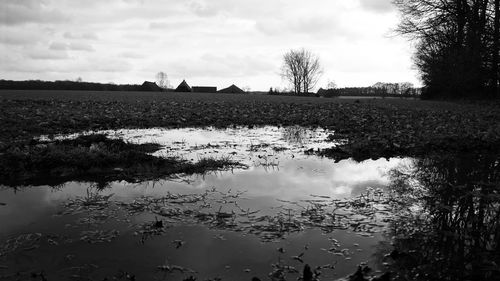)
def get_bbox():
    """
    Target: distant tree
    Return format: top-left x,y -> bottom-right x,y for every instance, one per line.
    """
281,48 -> 322,95
281,50 -> 303,94
75,77 -> 83,82
155,72 -> 170,91
300,50 -> 322,94
242,86 -> 251,92
327,80 -> 337,89
399,82 -> 414,95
